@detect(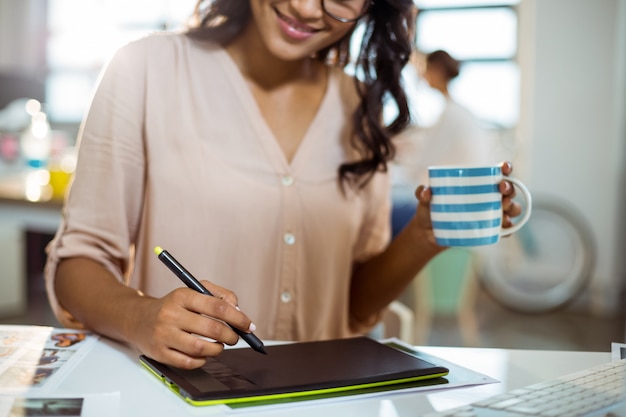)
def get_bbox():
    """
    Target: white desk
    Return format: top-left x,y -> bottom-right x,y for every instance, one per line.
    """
51,337 -> 612,417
